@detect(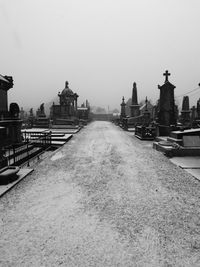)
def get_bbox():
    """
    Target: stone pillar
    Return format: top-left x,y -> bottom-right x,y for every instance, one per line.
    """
143,97 -> 151,124
191,105 -> 196,124
130,82 -> 140,117
157,70 -> 176,136
0,75 -> 13,117
120,97 -> 126,118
